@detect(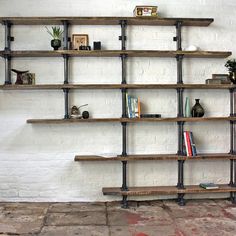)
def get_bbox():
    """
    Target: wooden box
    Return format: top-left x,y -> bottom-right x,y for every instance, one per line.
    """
133,6 -> 158,17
